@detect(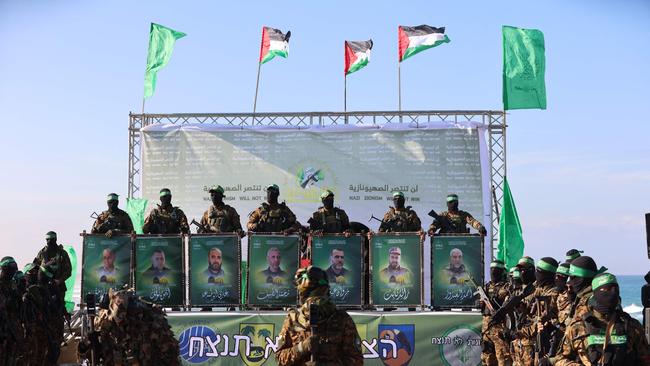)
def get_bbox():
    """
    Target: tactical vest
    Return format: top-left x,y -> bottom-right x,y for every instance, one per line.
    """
583,312 -> 630,366
319,207 -> 343,233
385,207 -> 414,231
258,203 -> 288,232
151,206 -> 183,233
208,205 -> 233,232
483,281 -> 507,316
440,211 -> 470,233
287,308 -> 352,364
